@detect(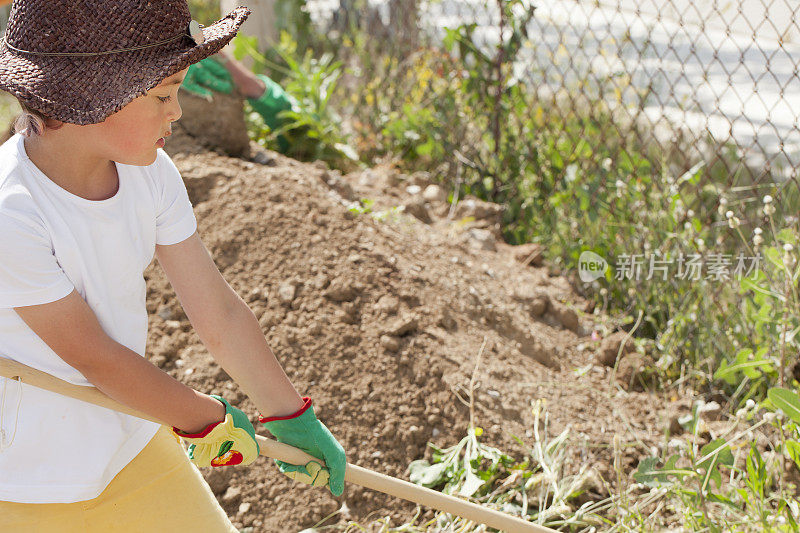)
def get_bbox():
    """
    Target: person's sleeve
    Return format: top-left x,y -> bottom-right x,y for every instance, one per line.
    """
154,150 -> 198,246
0,210 -> 74,309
